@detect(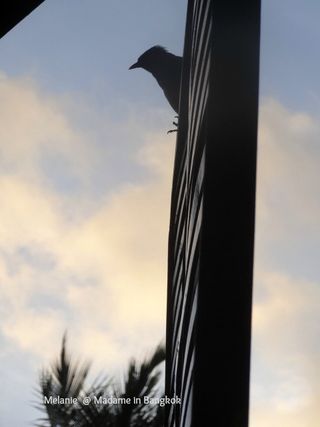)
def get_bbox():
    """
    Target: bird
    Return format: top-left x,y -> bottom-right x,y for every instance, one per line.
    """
129,45 -> 182,115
